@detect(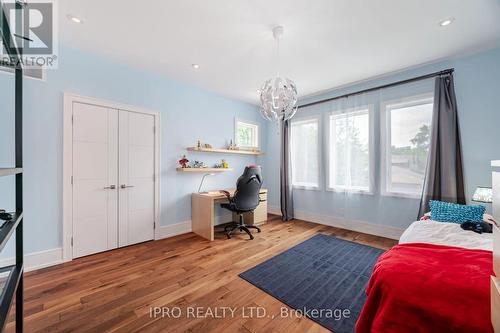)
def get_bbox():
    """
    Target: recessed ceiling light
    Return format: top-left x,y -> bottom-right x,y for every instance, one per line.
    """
67,14 -> 83,24
439,18 -> 454,27
192,64 -> 200,69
